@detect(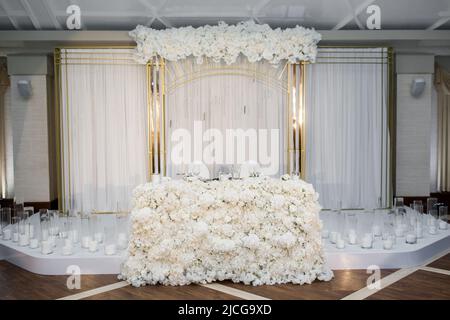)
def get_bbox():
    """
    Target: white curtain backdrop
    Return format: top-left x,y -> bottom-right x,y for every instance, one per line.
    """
165,56 -> 287,178
305,48 -> 389,209
60,49 -> 148,212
